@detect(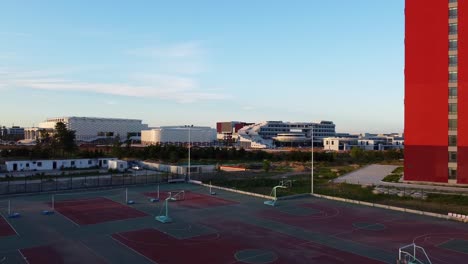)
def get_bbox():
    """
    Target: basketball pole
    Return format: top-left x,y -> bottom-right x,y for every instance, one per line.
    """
157,184 -> 160,199
52,195 -> 55,211
125,188 -> 128,203
8,200 -> 11,215
311,127 -> 314,195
